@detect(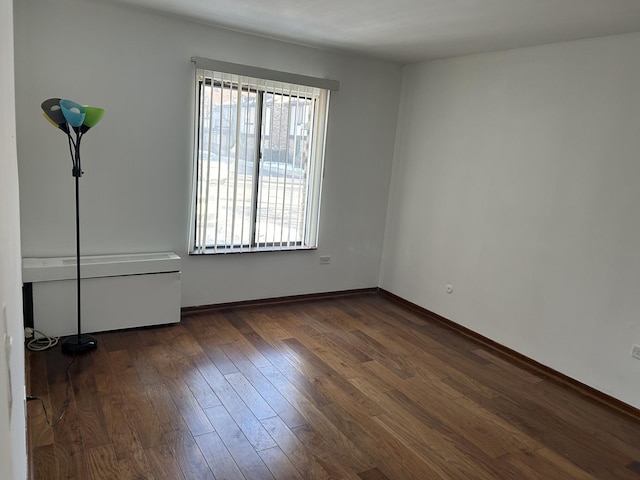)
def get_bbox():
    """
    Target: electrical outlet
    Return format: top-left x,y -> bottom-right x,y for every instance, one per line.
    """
24,327 -> 34,339
631,345 -> 640,360
319,255 -> 331,265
